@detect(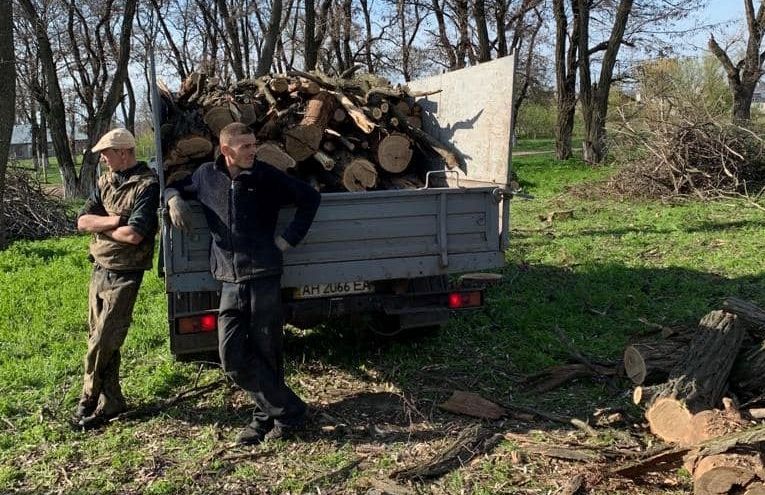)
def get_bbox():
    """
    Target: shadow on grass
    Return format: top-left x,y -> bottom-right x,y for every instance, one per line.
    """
105,262 -> 764,481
